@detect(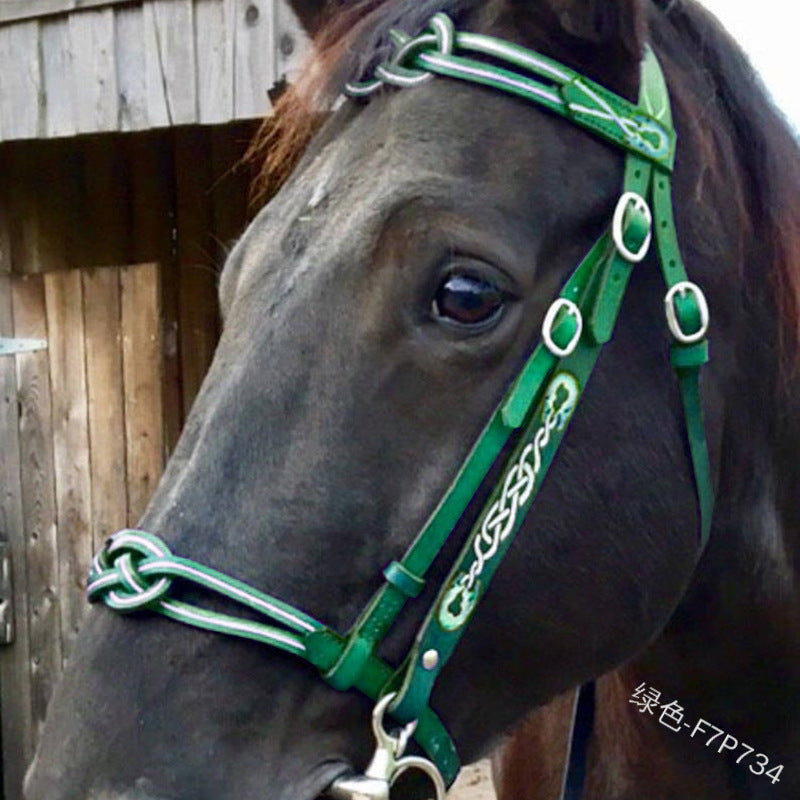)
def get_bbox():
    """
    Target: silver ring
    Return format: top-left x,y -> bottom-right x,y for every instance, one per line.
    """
542,298 -> 583,358
612,191 -> 652,263
664,281 -> 709,344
